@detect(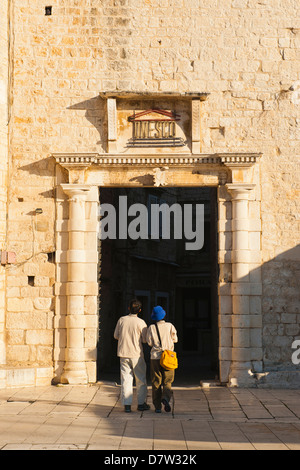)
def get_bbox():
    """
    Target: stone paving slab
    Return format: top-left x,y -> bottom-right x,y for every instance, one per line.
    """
0,383 -> 300,450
